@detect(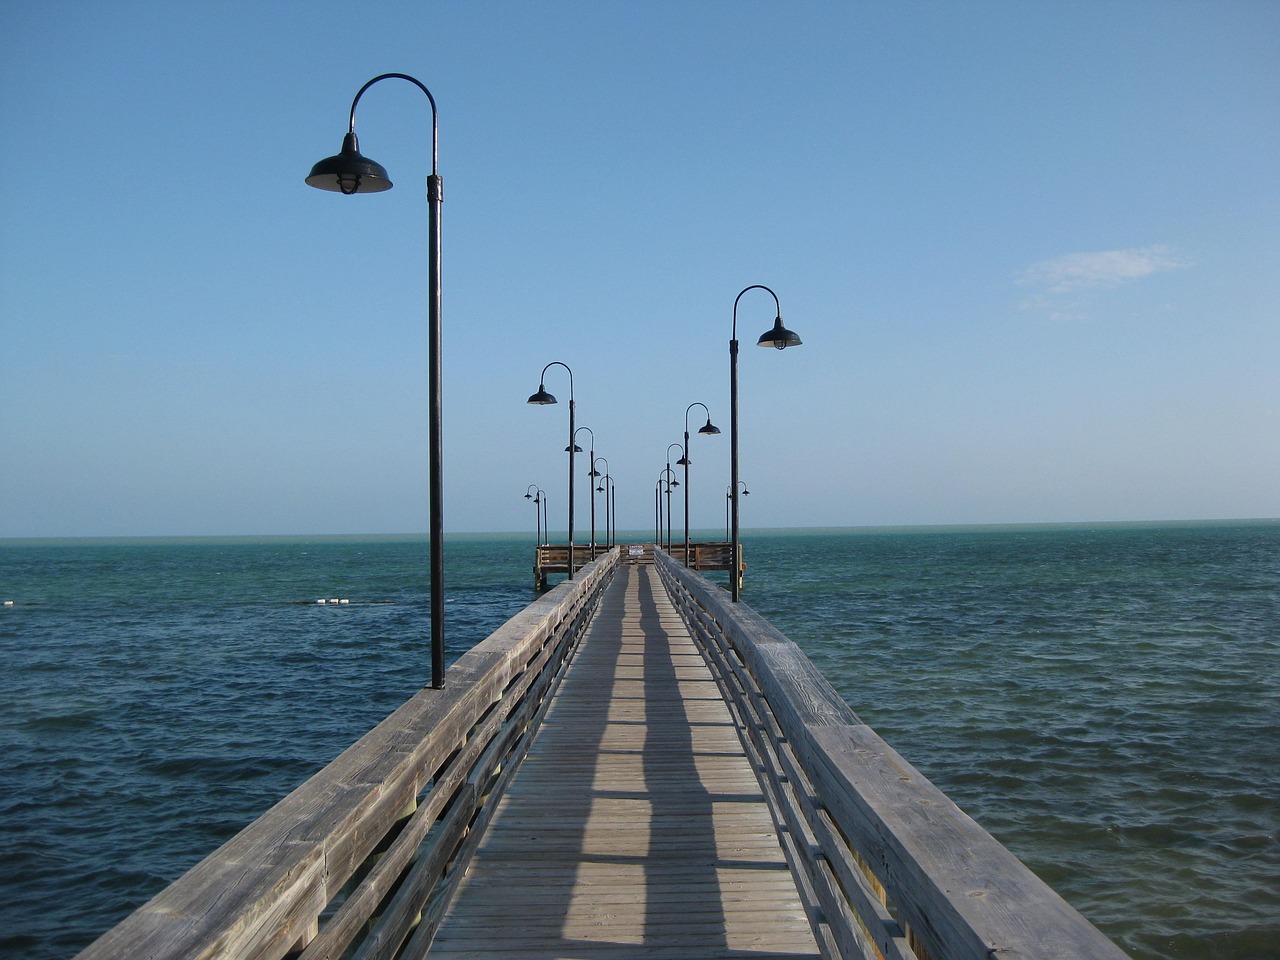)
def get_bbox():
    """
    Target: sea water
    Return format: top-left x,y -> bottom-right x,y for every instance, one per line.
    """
0,524 -> 1276,960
